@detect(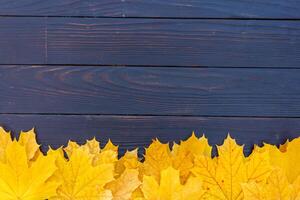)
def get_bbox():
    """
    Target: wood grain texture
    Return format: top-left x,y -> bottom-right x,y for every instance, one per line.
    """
0,0 -> 299,18
1,65 -> 300,117
0,17 -> 46,64
0,18 -> 300,67
0,114 -> 299,155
